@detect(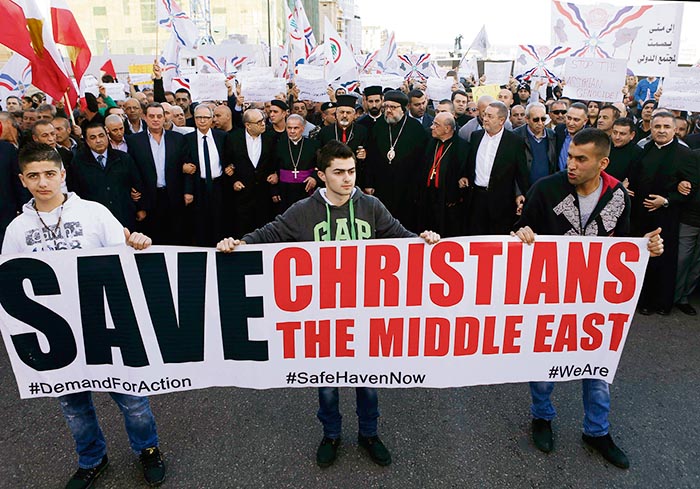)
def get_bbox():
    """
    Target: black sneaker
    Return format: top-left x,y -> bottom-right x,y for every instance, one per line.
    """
316,437 -> 341,468
139,447 -> 166,486
582,433 -> 630,469
65,455 -> 109,489
358,435 -> 392,466
532,418 -> 554,453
